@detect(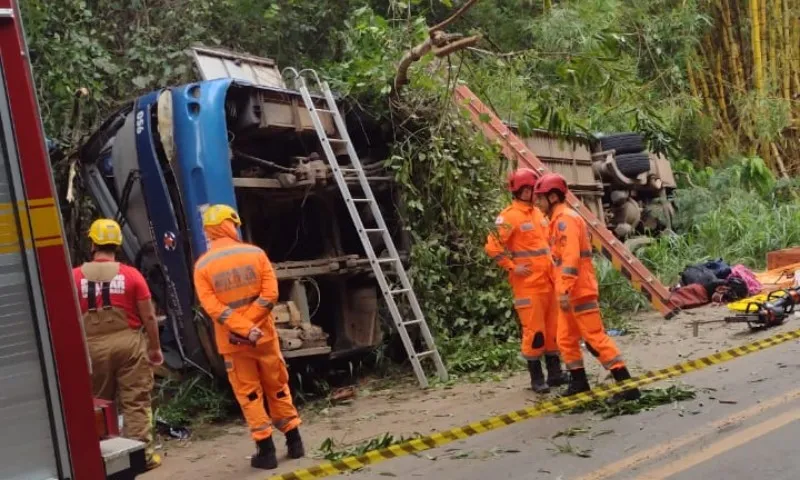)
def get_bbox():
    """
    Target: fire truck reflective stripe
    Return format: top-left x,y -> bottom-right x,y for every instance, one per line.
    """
195,245 -> 262,270
217,308 -> 233,325
255,297 -> 274,310
269,329 -> 800,480
562,267 -> 579,276
228,296 -> 258,309
580,250 -> 592,258
511,248 -> 549,258
0,199 -> 62,254
574,301 -> 599,313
